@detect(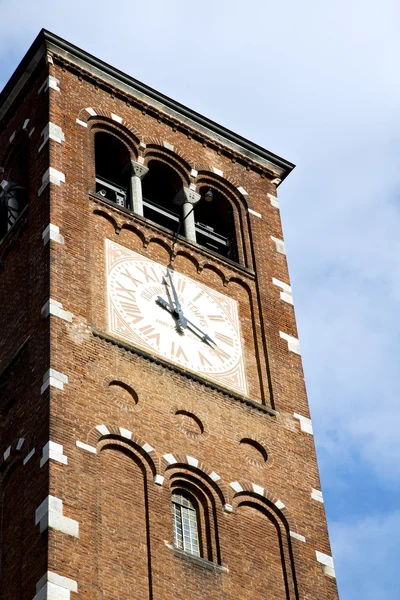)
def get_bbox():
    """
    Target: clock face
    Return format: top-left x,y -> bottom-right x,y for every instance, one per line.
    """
106,239 -> 247,395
